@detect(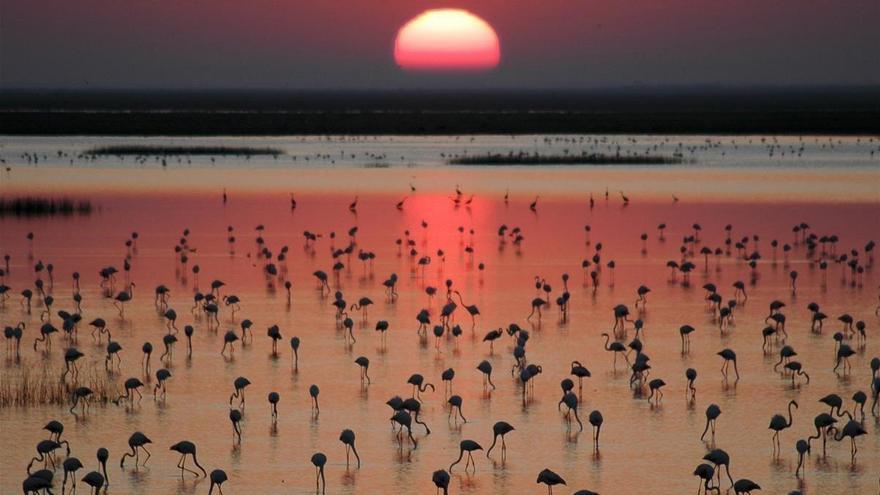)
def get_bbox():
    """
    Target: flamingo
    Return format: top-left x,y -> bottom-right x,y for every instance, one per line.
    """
482,328 -> 503,351
154,369 -> 171,399
773,345 -> 797,371
160,334 -> 177,362
355,356 -> 371,384
693,463 -> 717,495
647,378 -> 666,404
220,330 -> 238,355
441,368 -> 455,396
267,324 -> 282,355
170,441 -> 207,477
101,341 -> 122,372
783,361 -> 810,384
407,374 -> 435,401
635,285 -> 650,308
42,421 -> 69,449
33,323 -> 57,351
391,411 -> 418,448
114,377 -> 144,405
138,342 -> 152,376
732,479 -> 761,494
702,449 -> 734,488
22,470 -> 54,494
28,440 -> 62,471
89,318 -> 109,341
486,421 -> 514,459
477,360 -> 496,390
81,470 -> 105,495
432,469 -> 450,494
795,438 -> 810,478
119,432 -> 152,468
701,404 -> 722,442
70,387 -> 93,414
686,368 -> 698,400
537,469 -> 566,494
558,392 -> 583,431
229,376 -> 251,406
350,297 -> 373,321
339,429 -> 361,468
834,344 -> 856,374
601,333 -> 629,367
454,291 -> 480,324
808,413 -> 838,456
229,409 -> 243,442
447,395 -> 466,424
209,469 -> 228,494
769,400 -> 797,452
718,349 -> 739,380
402,398 -> 431,434
570,361 -> 591,392
527,297 -> 548,321
834,419 -> 867,461
449,440 -> 482,473
311,452 -> 327,494
61,347 -> 84,381
310,384 -> 320,414
4,322 -> 24,357
113,284 -> 134,317
290,336 -> 301,370
268,392 -> 280,420
587,410 -> 605,452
